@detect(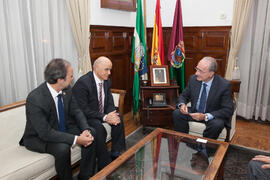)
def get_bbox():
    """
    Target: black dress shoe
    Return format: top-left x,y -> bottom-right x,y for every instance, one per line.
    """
190,151 -> 209,172
111,151 -> 120,161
